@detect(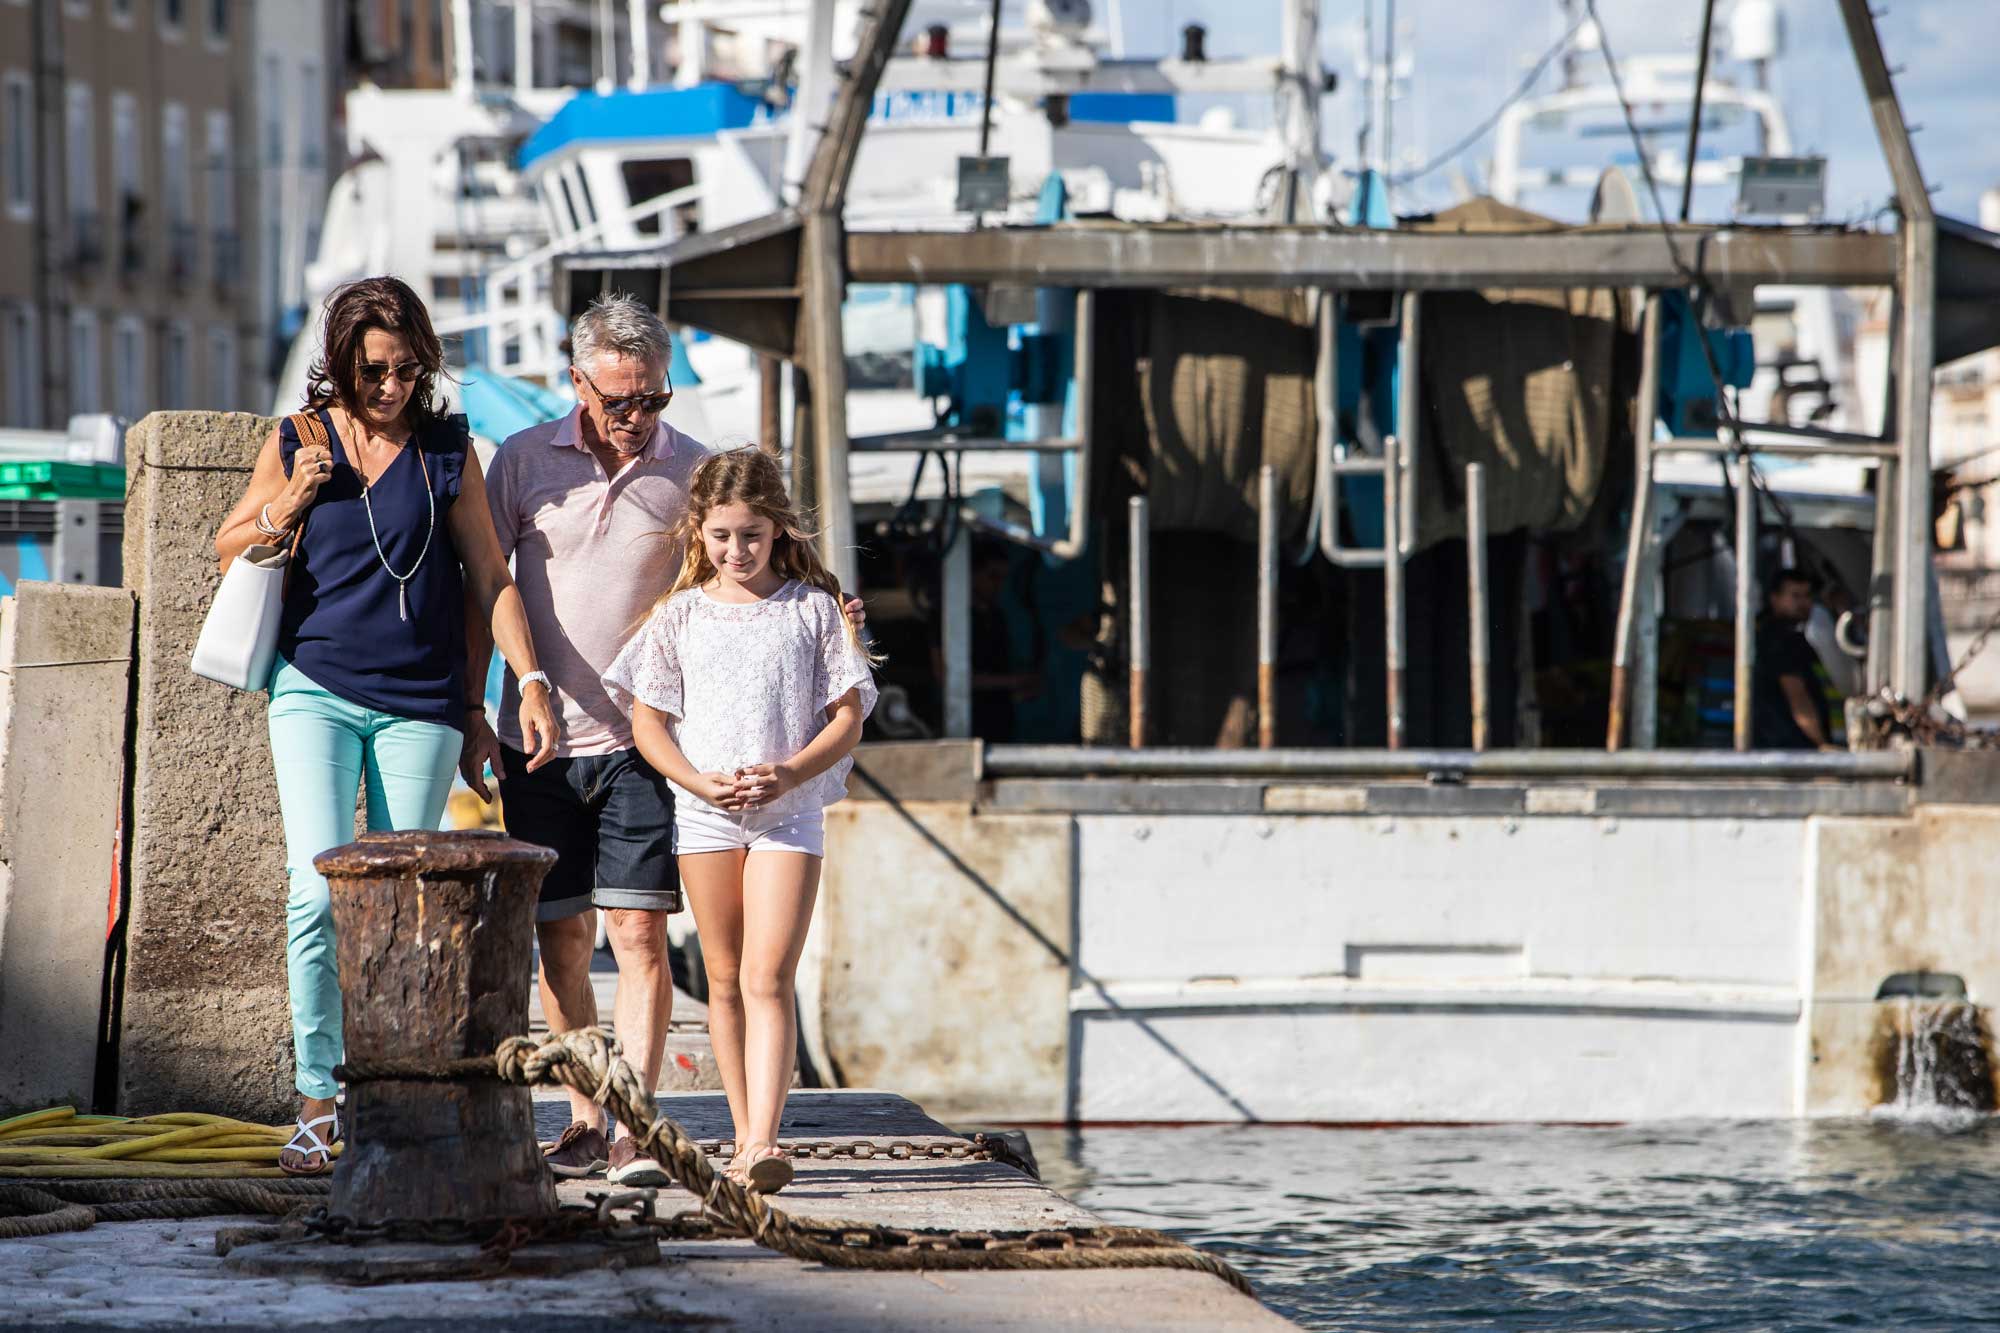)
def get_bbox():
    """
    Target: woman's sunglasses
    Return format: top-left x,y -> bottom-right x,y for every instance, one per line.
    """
357,360 -> 424,386
577,364 -> 673,419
